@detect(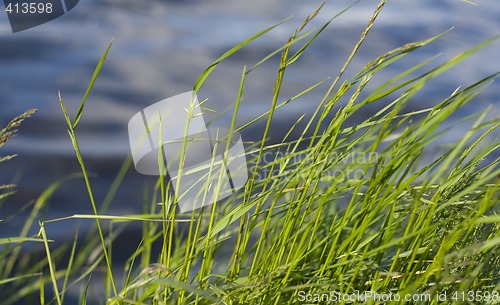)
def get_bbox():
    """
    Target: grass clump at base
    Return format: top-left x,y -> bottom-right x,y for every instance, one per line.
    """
2,1 -> 500,304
